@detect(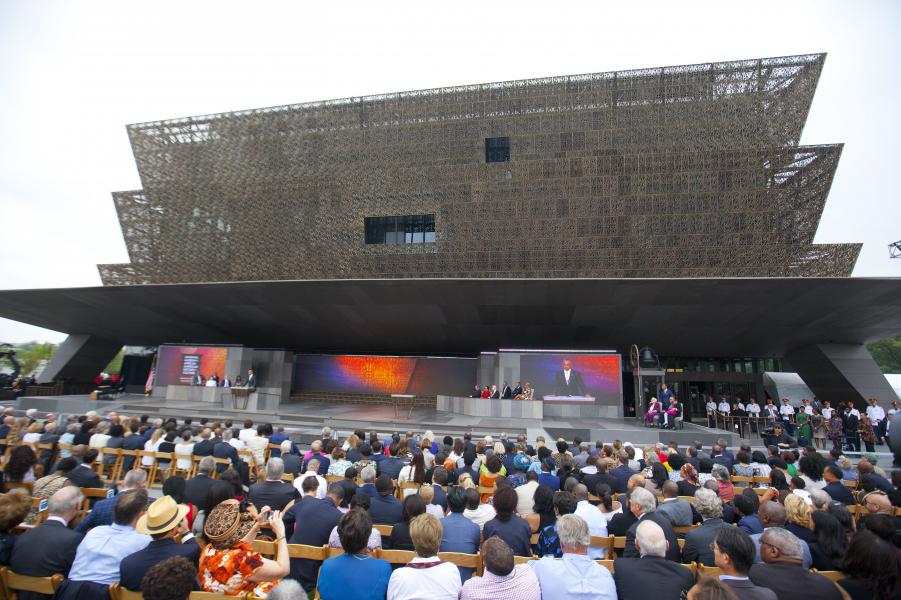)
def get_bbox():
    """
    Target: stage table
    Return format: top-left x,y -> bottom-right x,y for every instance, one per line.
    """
436,395 -> 543,419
